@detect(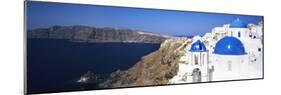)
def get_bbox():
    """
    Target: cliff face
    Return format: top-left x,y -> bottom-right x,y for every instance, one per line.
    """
28,25 -> 187,88
99,38 -> 187,88
28,25 -> 174,43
